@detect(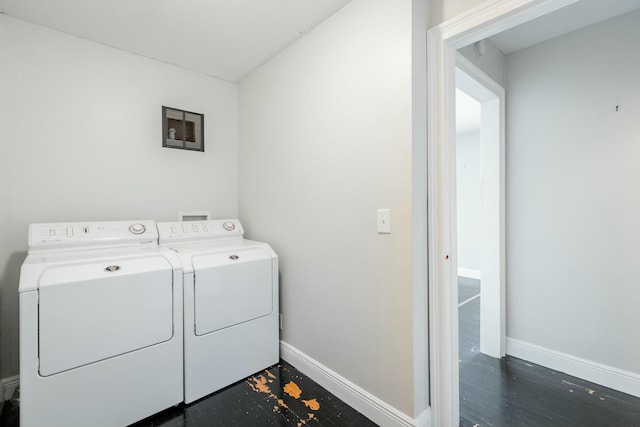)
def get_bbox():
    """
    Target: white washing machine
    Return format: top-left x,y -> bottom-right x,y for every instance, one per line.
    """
157,219 -> 279,404
19,220 -> 183,427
